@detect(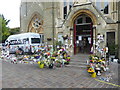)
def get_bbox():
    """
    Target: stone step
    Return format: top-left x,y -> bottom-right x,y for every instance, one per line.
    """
70,61 -> 87,64
70,60 -> 87,63
71,58 -> 89,60
70,62 -> 87,65
66,64 -> 87,69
